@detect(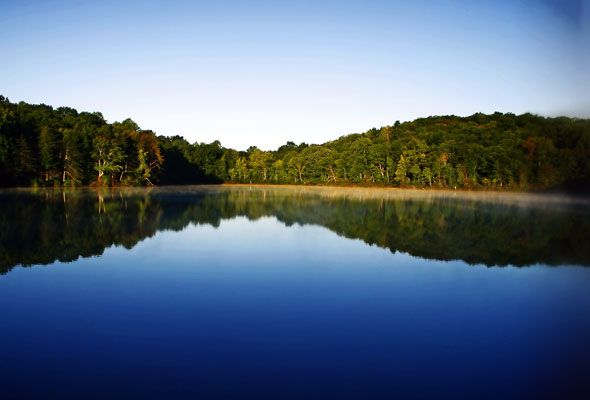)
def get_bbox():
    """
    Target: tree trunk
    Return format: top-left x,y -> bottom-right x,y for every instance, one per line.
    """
62,149 -> 69,183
